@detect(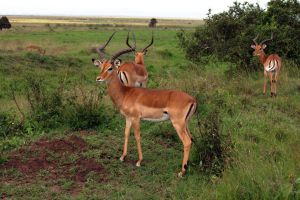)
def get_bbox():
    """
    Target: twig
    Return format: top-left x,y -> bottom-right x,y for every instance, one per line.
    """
10,84 -> 26,123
